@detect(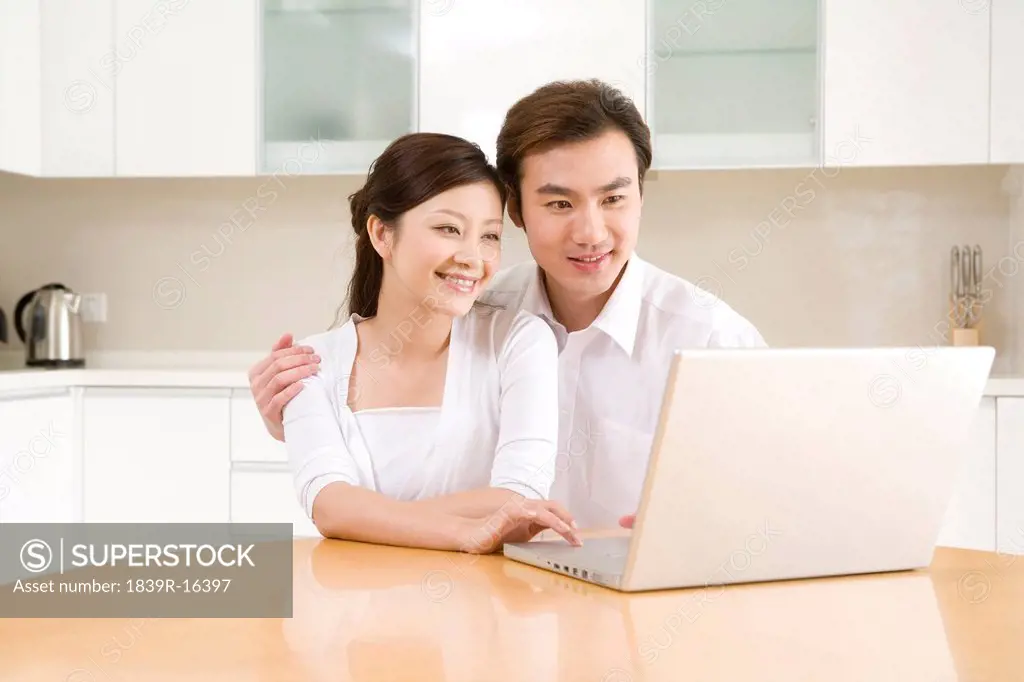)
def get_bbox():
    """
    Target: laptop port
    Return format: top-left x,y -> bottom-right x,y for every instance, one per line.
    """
572,568 -> 578,576
582,570 -> 589,579
554,564 -> 560,570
